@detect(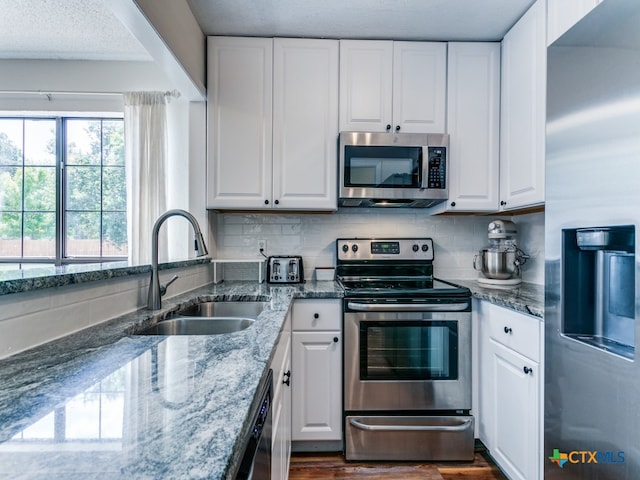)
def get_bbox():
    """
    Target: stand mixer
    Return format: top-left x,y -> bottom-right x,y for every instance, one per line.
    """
473,220 -> 529,286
